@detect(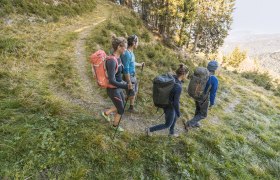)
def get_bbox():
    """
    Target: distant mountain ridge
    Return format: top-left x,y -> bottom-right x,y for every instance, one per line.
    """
220,32 -> 280,79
